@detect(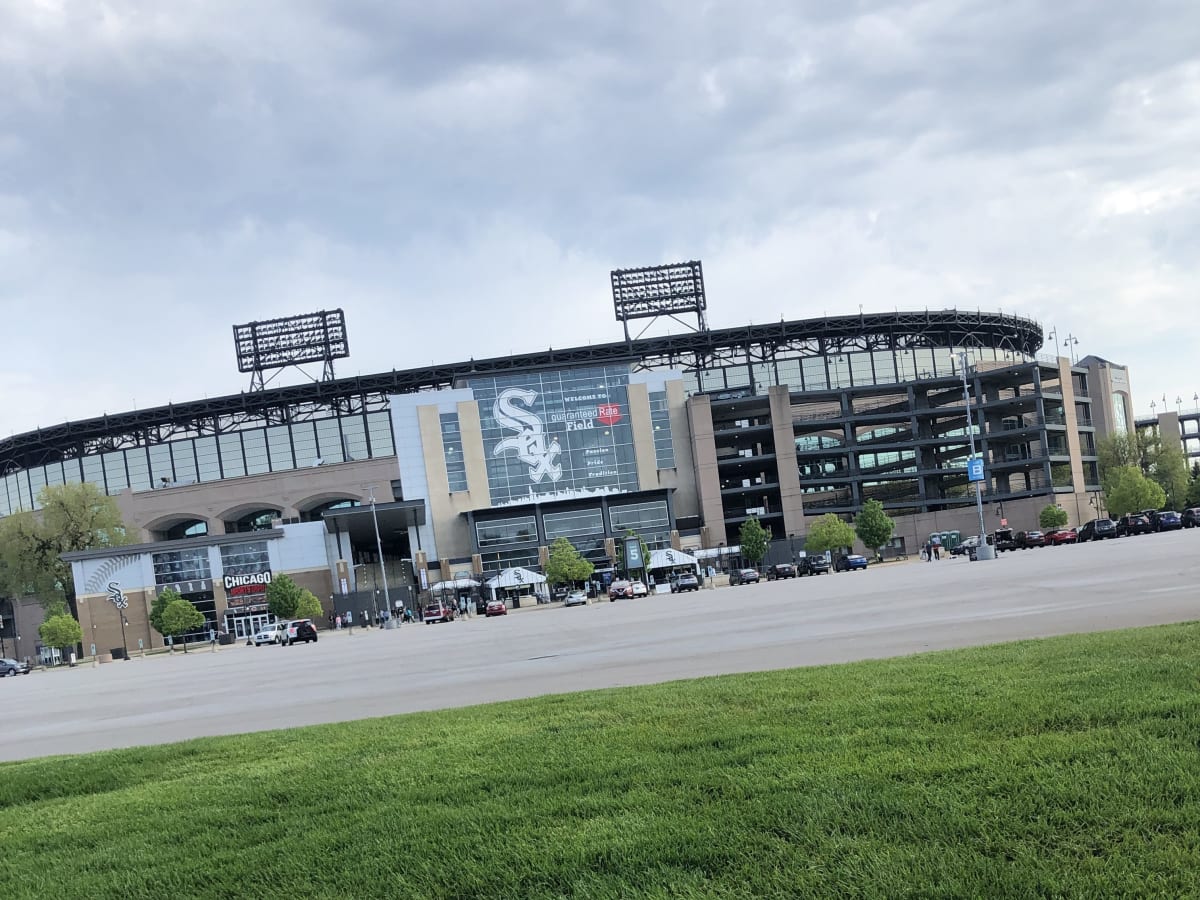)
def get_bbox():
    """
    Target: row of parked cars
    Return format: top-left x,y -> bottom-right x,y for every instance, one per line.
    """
988,507 -> 1200,550
251,619 -> 318,646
